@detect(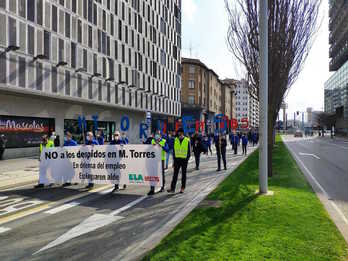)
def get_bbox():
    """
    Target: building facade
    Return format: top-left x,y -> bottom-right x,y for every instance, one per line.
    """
324,0 -> 348,135
234,79 -> 259,129
0,0 -> 182,159
181,58 -> 208,123
221,78 -> 236,120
